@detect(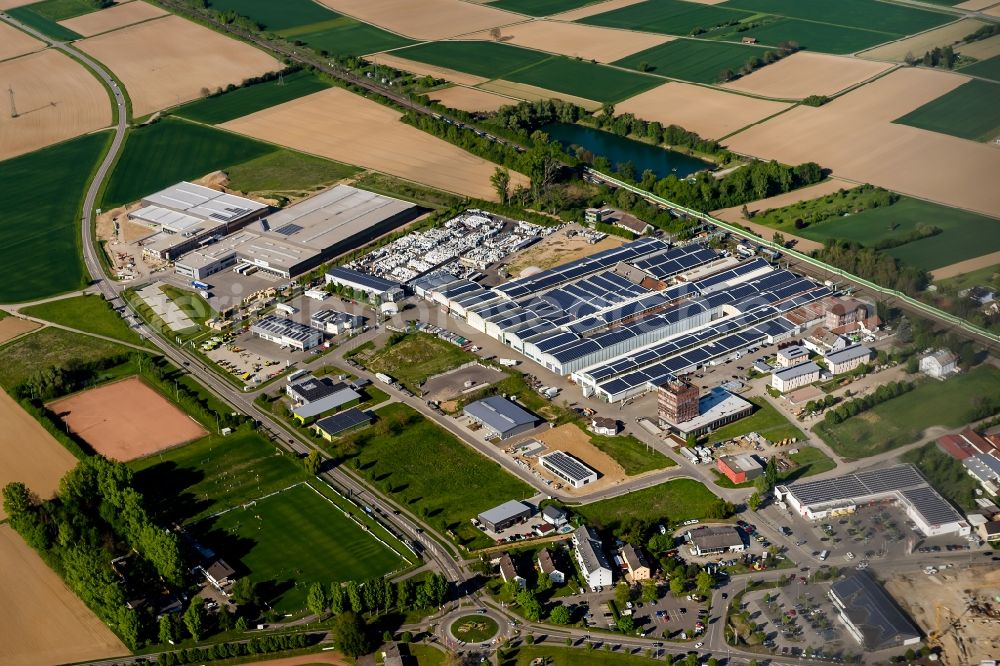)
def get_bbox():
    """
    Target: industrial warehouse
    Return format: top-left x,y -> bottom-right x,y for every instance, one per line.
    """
145,184 -> 422,280
361,236 -> 847,404
774,464 -> 970,537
